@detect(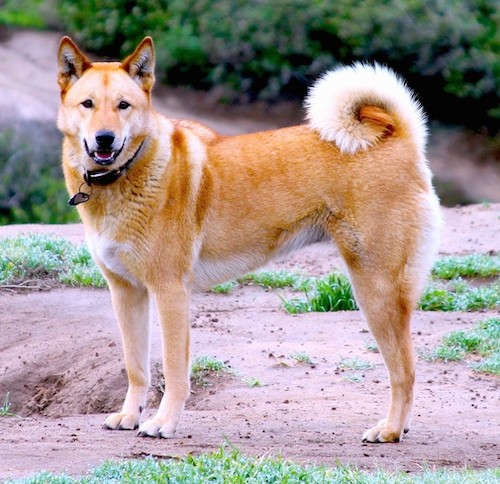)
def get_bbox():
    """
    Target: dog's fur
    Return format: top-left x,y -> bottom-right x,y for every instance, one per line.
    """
57,36 -> 441,443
